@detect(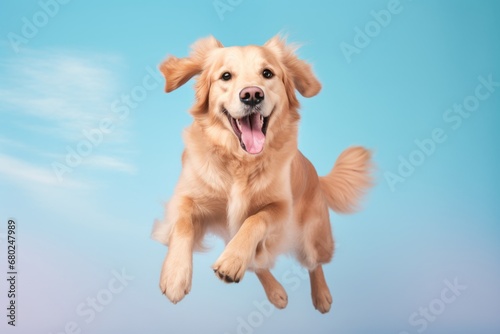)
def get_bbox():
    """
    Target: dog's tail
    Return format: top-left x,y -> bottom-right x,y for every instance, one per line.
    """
319,146 -> 373,213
